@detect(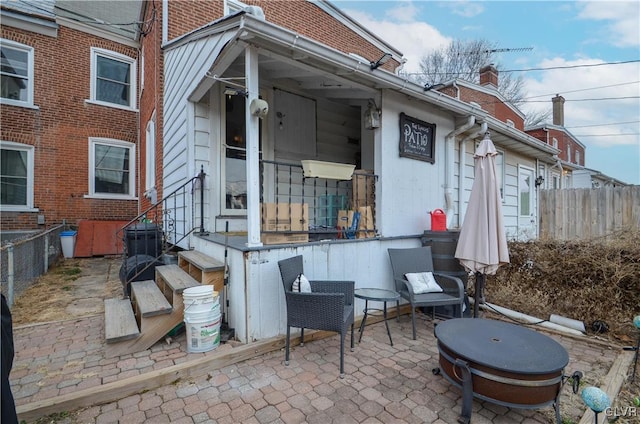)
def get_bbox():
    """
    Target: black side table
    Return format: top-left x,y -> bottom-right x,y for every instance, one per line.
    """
355,288 -> 401,346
